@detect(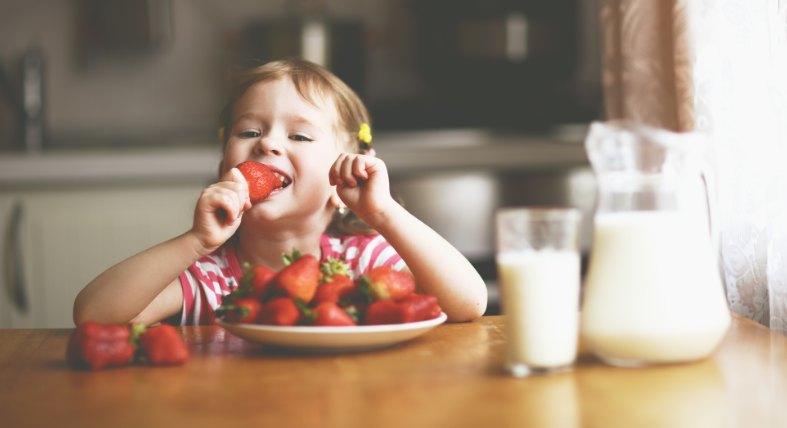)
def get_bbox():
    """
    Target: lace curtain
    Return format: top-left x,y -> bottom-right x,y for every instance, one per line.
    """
599,0 -> 787,334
